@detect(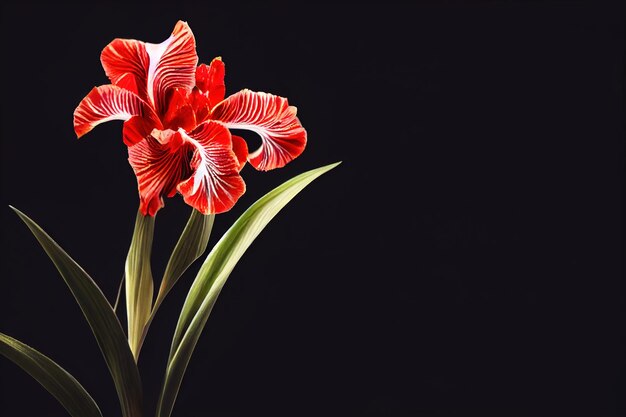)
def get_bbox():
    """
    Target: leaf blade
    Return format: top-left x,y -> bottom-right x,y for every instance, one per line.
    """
125,210 -> 155,360
158,210 -> 214,309
0,332 -> 103,417
10,207 -> 143,417
156,162 -> 340,417
139,210 -> 214,351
